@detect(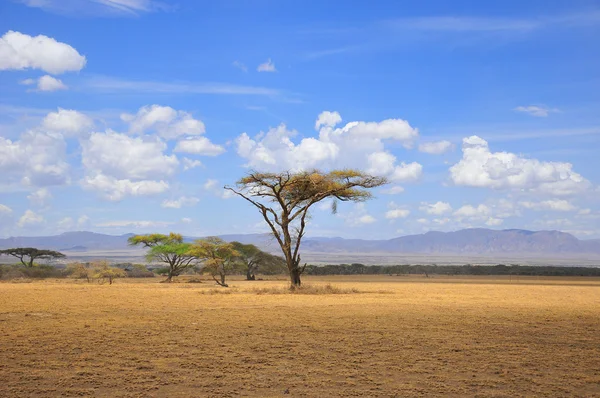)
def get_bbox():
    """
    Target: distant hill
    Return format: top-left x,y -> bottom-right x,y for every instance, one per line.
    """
0,229 -> 598,259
